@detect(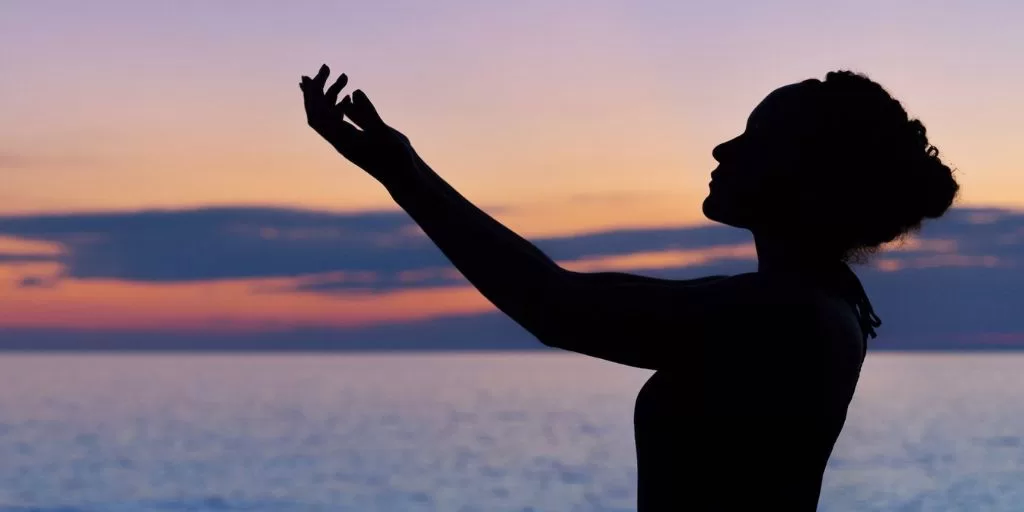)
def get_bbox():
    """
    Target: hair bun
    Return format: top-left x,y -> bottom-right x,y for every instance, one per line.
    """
917,149 -> 959,219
